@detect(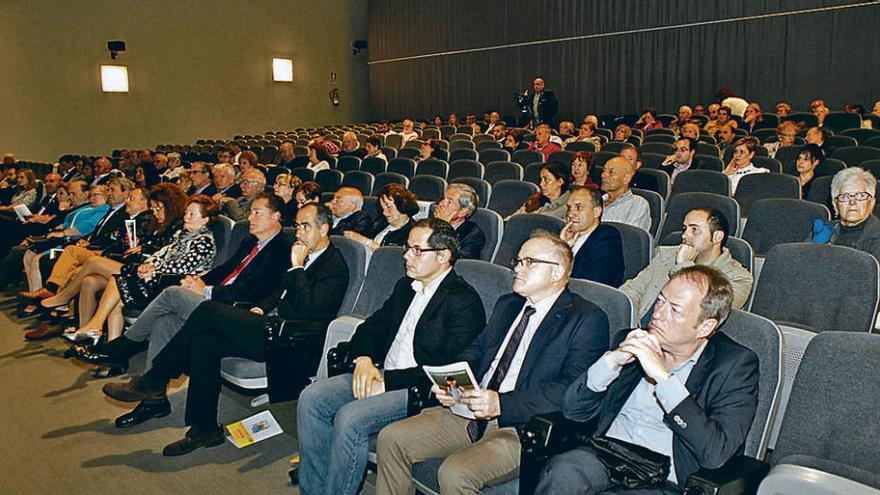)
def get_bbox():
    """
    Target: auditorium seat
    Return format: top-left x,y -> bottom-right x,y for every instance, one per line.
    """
415,159 -> 449,179
734,173 -> 801,217
453,177 -> 491,208
336,155 -> 361,173
362,157 -> 388,175
821,111 -> 862,134
409,175 -> 446,202
371,172 -> 409,196
484,161 -> 523,185
523,162 -> 543,185
631,188 -> 663,238
511,149 -> 543,167
607,221 -> 652,280
449,148 -> 478,162
341,170 -> 374,197
492,213 -> 564,267
448,159 -> 484,181
564,141 -> 595,153
832,145 -> 880,167
671,169 -> 731,197
741,198 -> 830,256
387,157 -> 416,178
840,127 -> 880,145
477,148 -> 511,165
486,180 -> 537,219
